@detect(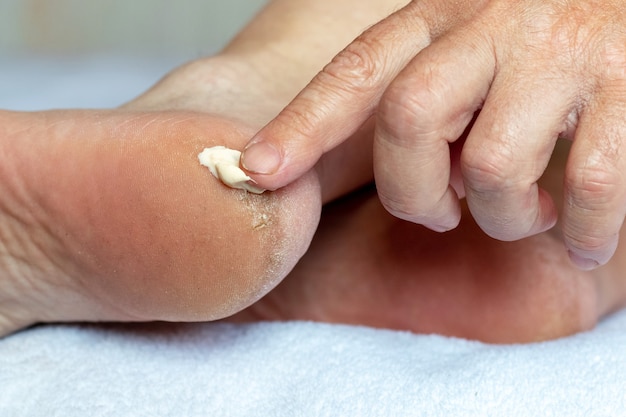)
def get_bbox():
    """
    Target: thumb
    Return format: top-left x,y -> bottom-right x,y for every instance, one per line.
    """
241,2 -> 432,190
